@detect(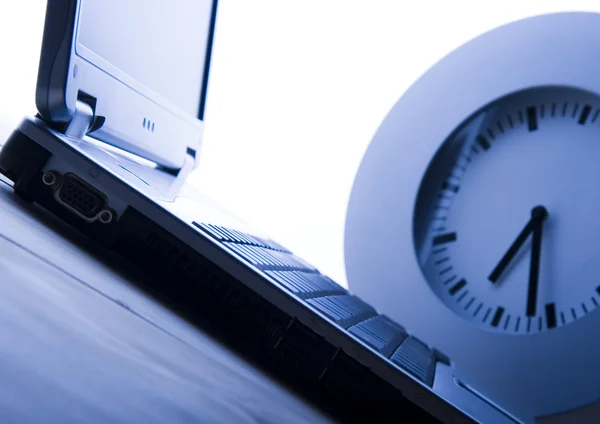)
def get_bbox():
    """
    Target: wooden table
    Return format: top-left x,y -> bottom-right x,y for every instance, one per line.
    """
0,175 -> 331,423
